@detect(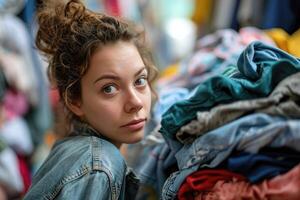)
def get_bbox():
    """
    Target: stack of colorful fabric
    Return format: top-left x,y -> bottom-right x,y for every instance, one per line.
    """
158,41 -> 300,200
